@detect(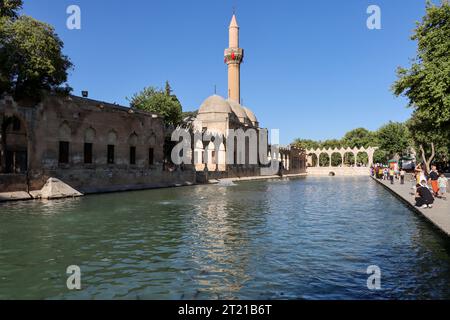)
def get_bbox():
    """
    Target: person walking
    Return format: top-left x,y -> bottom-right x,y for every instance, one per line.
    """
389,167 -> 395,185
400,169 -> 406,185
